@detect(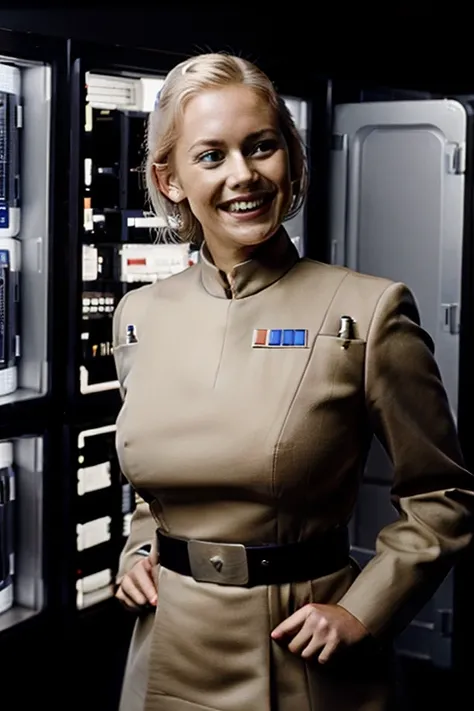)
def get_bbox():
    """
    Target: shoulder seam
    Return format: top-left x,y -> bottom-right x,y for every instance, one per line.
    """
366,281 -> 404,345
